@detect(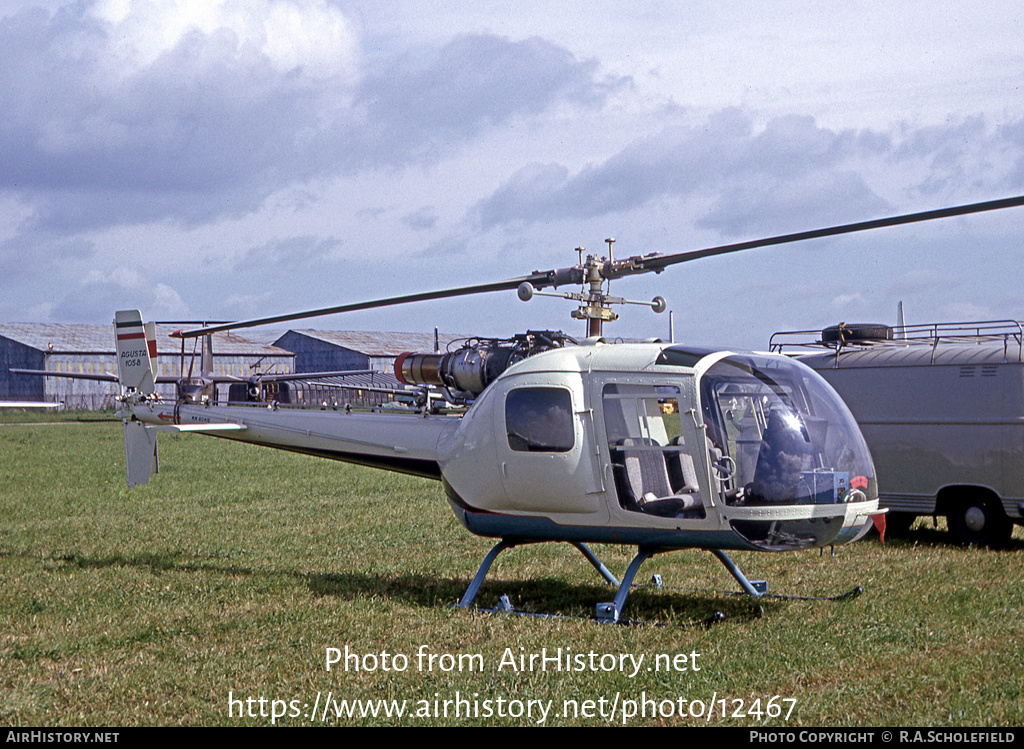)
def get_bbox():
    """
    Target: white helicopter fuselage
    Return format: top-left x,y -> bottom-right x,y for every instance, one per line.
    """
128,340 -> 880,554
